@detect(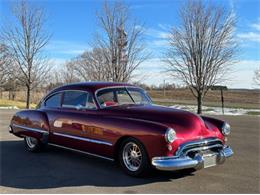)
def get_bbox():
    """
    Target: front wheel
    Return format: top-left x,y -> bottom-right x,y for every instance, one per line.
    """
119,138 -> 150,177
24,136 -> 44,152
